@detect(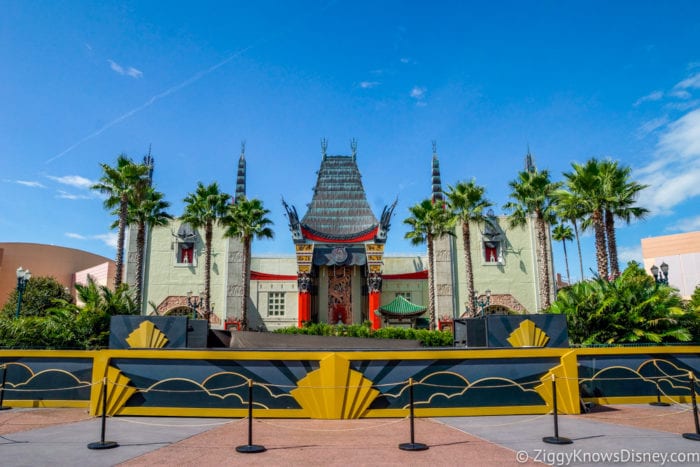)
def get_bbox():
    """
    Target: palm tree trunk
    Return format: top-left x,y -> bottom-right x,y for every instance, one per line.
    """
561,238 -> 571,285
204,221 -> 213,317
427,233 -> 436,330
241,236 -> 251,330
462,221 -> 476,317
605,210 -> 620,278
535,215 -> 551,309
572,219 -> 584,282
592,210 -> 608,278
115,196 -> 128,287
135,221 -> 145,312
